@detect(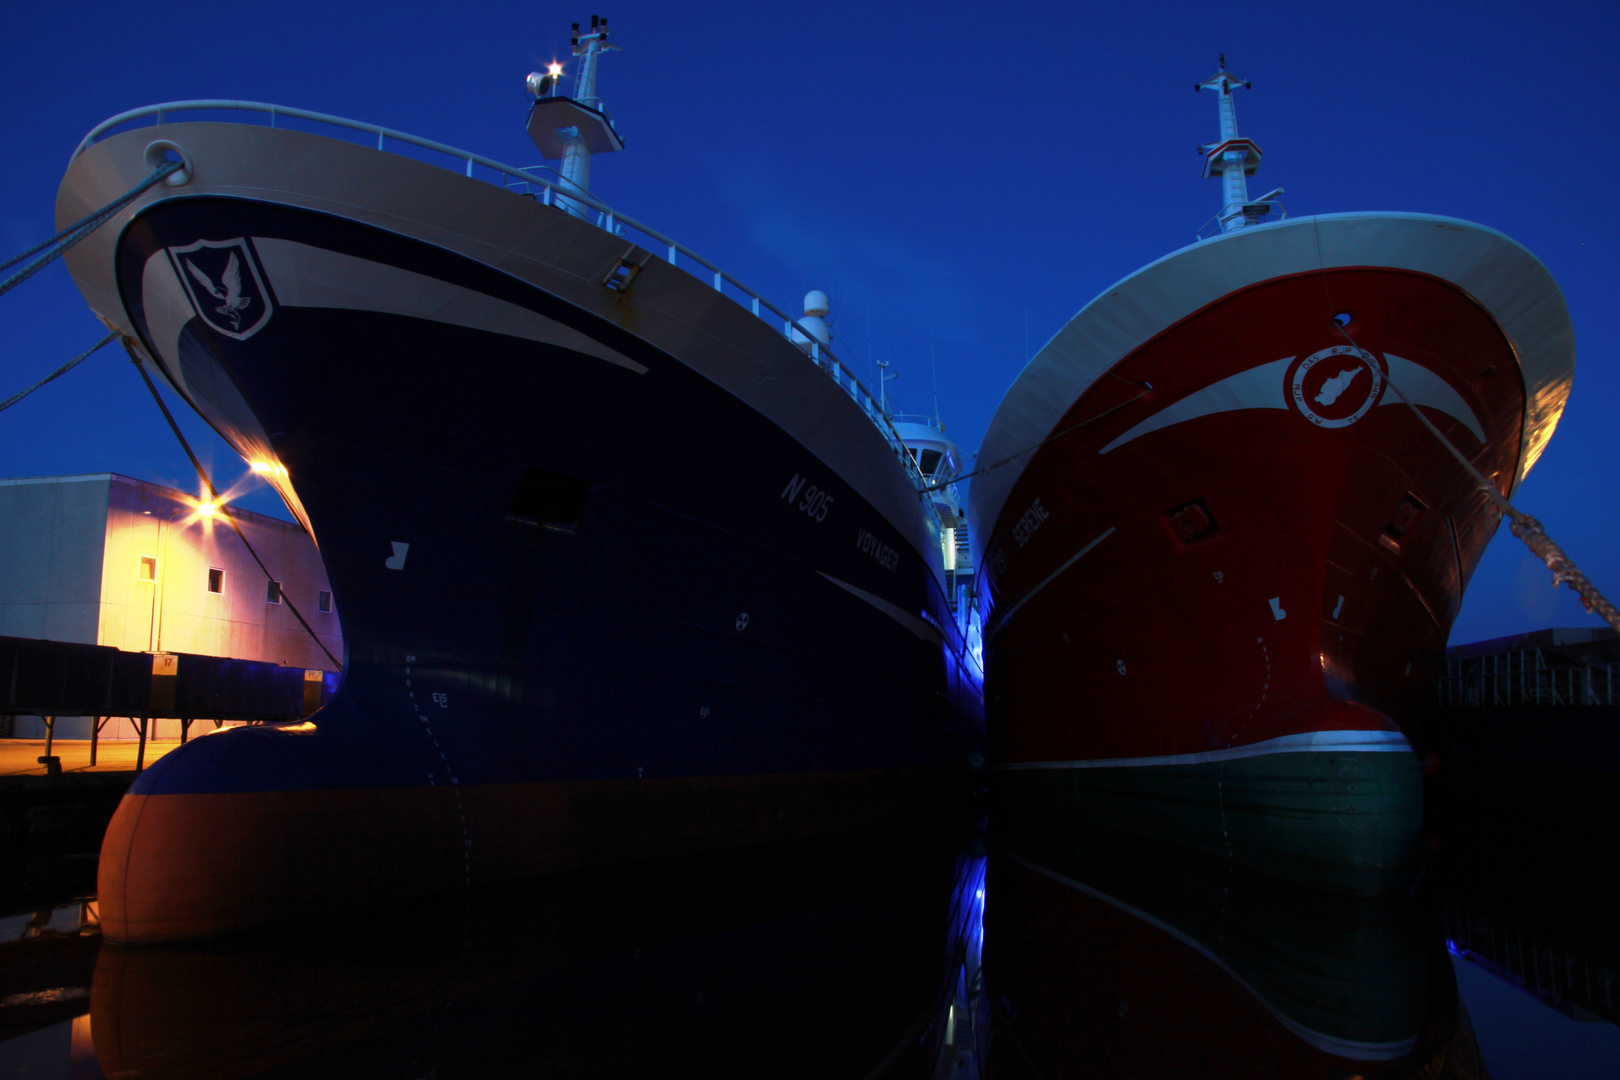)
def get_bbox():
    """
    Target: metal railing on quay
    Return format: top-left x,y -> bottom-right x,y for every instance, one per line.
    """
77,101 -> 928,493
1437,649 -> 1617,708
